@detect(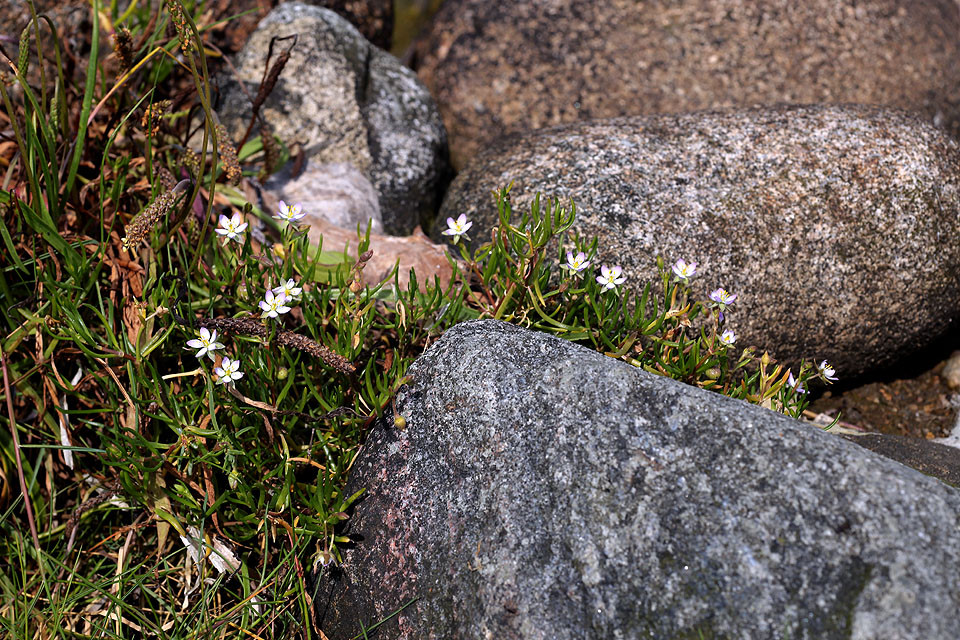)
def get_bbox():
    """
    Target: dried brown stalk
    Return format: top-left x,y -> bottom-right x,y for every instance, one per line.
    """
197,317 -> 356,374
